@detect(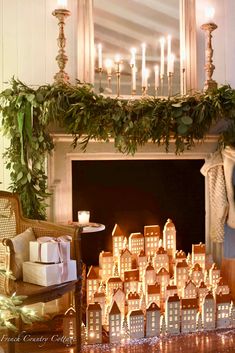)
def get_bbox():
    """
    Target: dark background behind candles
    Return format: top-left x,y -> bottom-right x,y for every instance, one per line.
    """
72,160 -> 205,266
